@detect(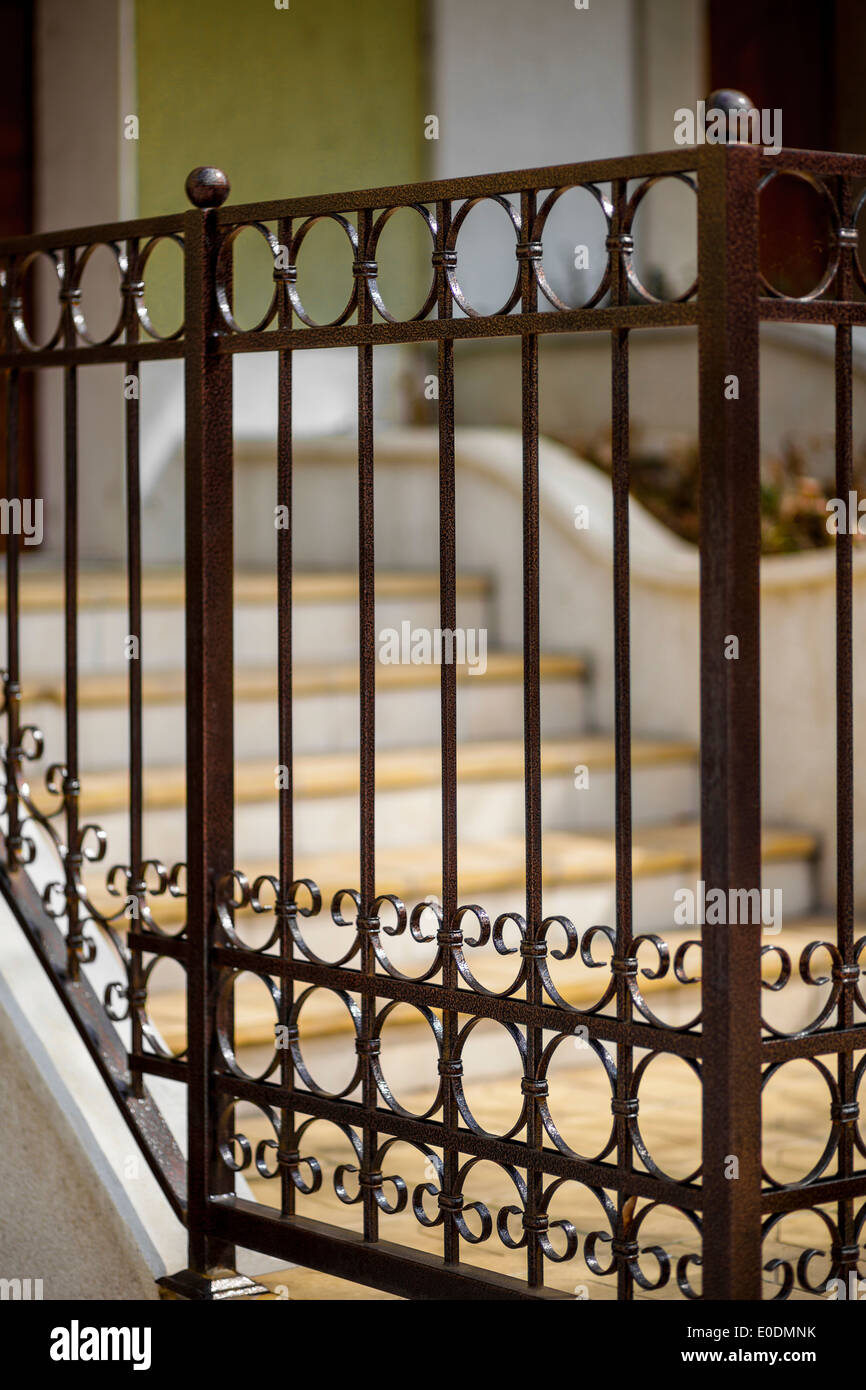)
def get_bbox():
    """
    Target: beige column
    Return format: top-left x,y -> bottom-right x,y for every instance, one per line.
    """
34,0 -> 138,560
